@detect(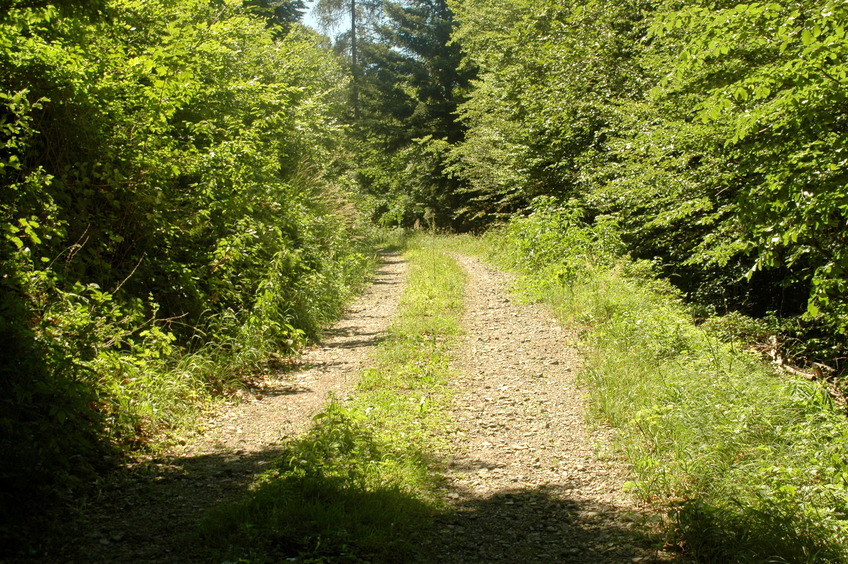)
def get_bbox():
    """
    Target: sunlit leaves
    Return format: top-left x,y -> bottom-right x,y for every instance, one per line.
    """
654,0 -> 848,329
0,0 -> 365,528
448,0 -> 651,221
447,0 -> 848,346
